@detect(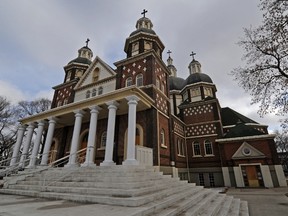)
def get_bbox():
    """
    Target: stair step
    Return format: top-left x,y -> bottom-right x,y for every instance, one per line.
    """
227,198 -> 241,216
240,201 -> 249,216
214,195 -> 234,216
